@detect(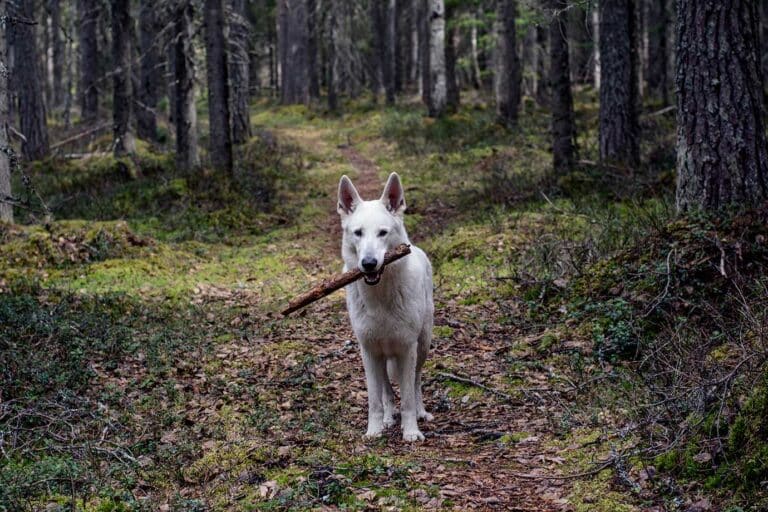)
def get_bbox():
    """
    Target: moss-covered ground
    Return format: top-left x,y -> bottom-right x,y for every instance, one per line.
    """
2,92 -> 766,511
